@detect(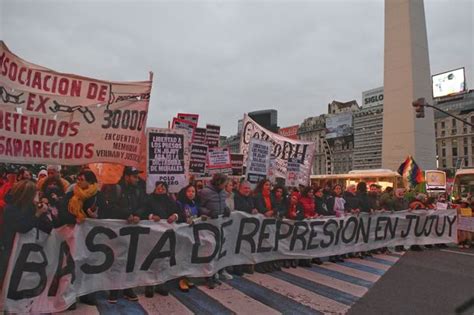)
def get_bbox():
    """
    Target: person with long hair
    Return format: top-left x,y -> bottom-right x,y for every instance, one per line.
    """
326,184 -> 346,262
176,184 -> 199,291
253,179 -> 278,273
144,181 -> 180,297
0,167 -> 18,245
0,180 -> 52,288
284,192 -> 303,268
